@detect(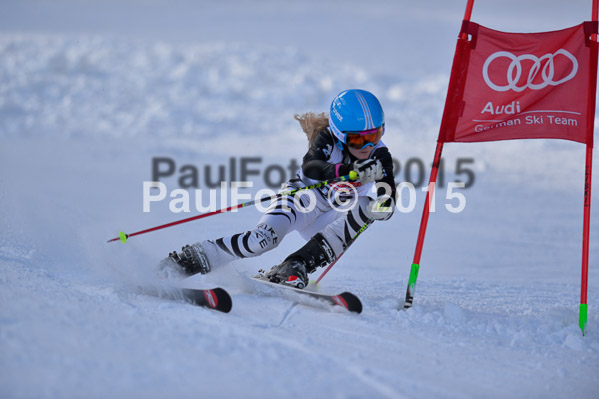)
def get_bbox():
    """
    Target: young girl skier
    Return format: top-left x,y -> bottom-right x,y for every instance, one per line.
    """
166,89 -> 396,288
